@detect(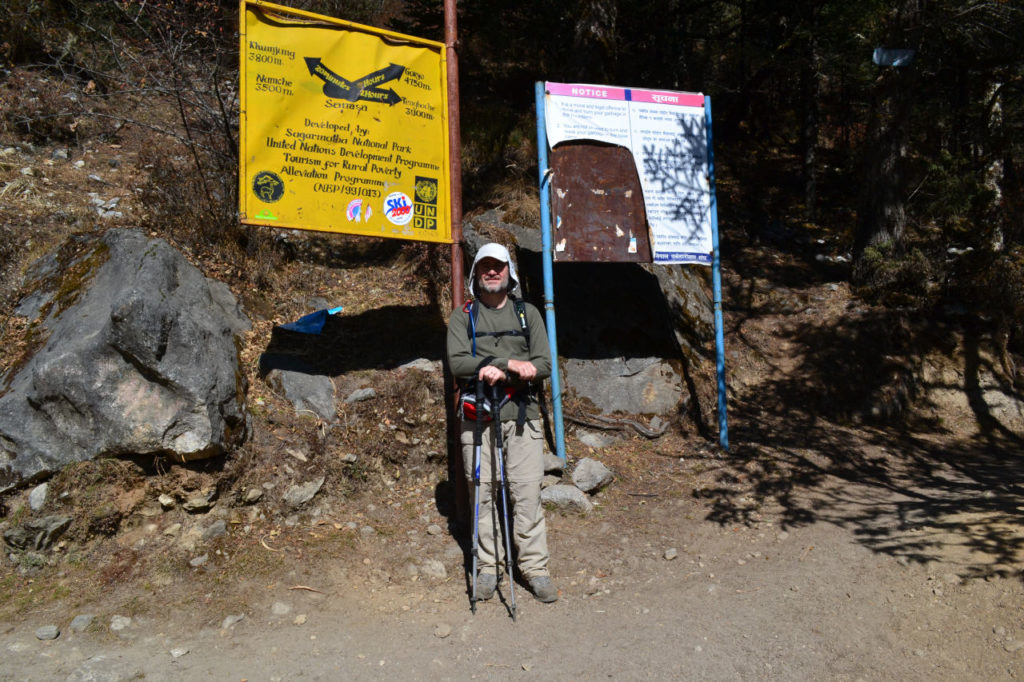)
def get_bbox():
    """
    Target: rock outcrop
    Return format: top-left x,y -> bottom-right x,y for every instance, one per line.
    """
0,228 -> 251,492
